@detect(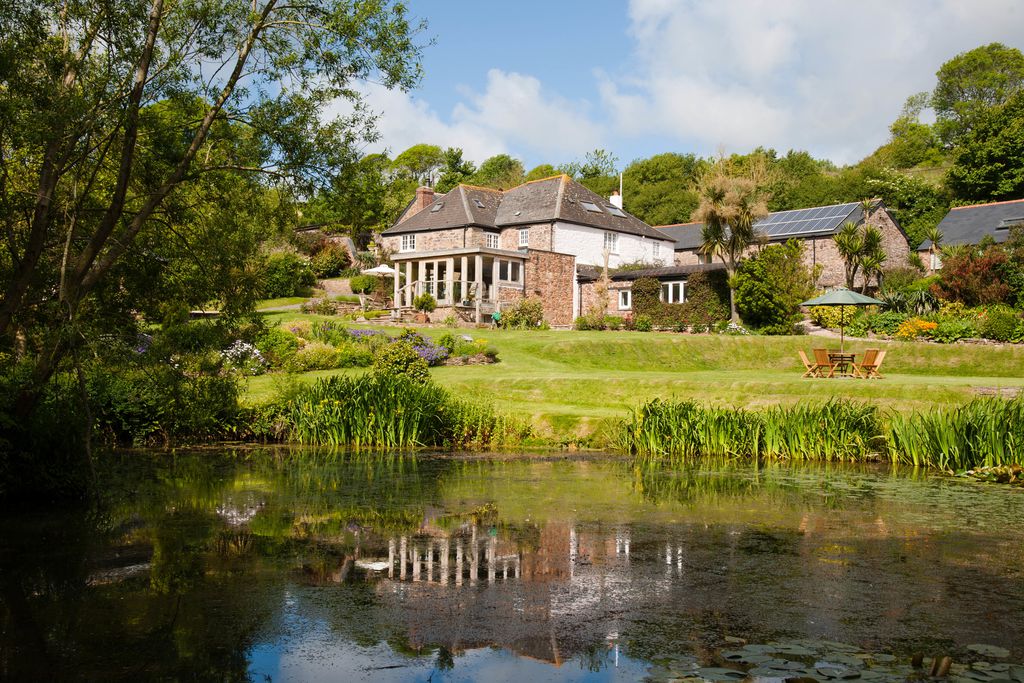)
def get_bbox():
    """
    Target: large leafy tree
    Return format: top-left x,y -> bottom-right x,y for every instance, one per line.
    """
434,147 -> 476,193
832,209 -> 887,292
734,240 -> 818,333
693,159 -> 770,322
620,153 -> 705,226
946,90 -> 1024,201
469,154 -> 524,189
0,0 -> 423,410
390,143 -> 444,185
932,42 -> 1024,145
